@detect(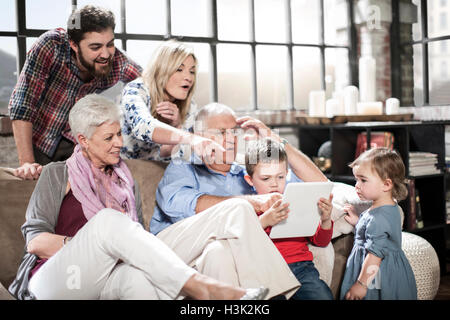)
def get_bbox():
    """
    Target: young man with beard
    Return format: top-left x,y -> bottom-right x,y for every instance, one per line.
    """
9,5 -> 142,180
